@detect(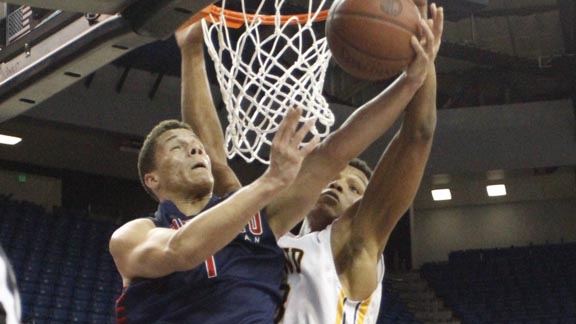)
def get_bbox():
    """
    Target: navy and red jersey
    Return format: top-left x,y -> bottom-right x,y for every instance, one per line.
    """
115,196 -> 284,324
